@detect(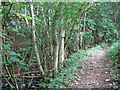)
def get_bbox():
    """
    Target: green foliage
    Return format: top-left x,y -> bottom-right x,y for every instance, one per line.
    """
1,2 -> 120,88
3,50 -> 29,71
108,41 -> 119,61
44,50 -> 88,88
107,41 -> 120,89
41,45 -> 102,88
2,31 -> 30,88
